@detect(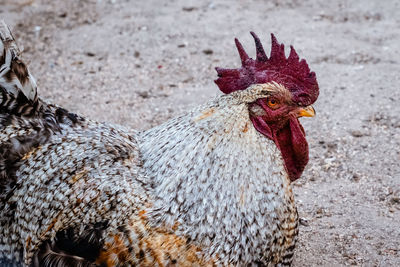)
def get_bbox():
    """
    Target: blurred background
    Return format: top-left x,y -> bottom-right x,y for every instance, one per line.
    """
1,0 -> 399,265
